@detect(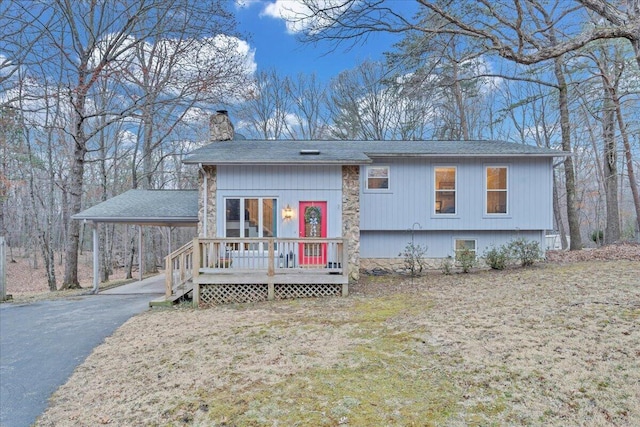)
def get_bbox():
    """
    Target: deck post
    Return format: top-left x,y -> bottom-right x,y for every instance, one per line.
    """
179,253 -> 185,283
268,278 -> 274,301
341,238 -> 349,297
267,238 -> 275,300
192,237 -> 200,308
267,238 -> 275,276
